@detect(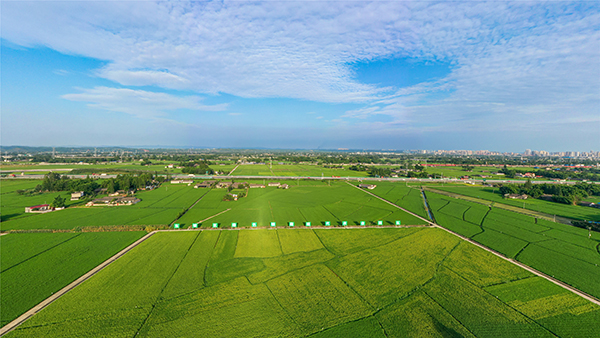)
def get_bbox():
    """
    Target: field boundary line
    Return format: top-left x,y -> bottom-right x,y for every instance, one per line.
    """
0,231 -> 156,337
197,208 -> 231,224
1,233 -> 82,274
227,164 -> 240,176
346,181 -> 600,307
